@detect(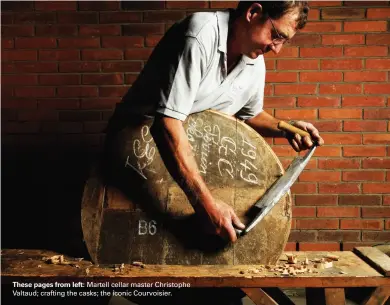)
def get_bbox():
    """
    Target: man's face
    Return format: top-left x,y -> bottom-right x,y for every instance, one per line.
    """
242,7 -> 299,59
